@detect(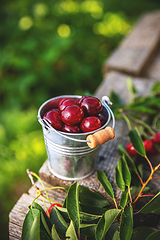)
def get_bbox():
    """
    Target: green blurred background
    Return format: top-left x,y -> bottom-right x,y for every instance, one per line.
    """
1,0 -> 160,239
